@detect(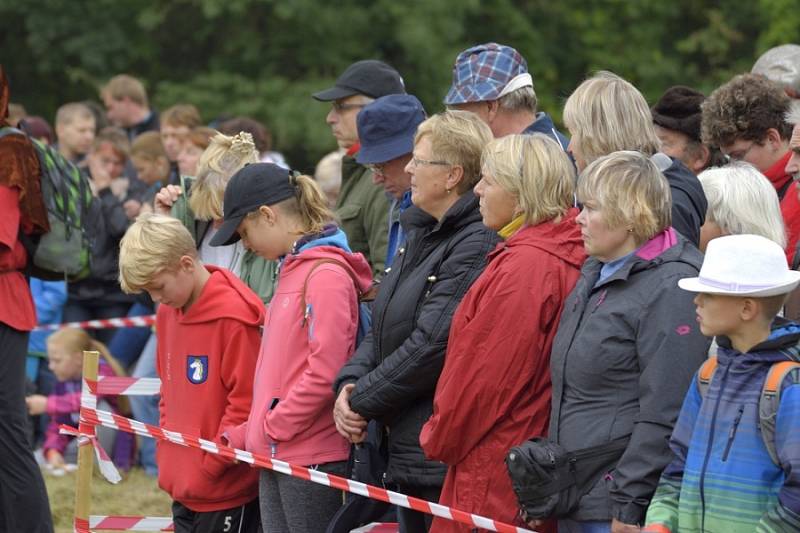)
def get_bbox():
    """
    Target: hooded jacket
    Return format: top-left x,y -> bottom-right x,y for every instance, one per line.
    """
549,228 -> 710,525
334,192 -> 500,488
420,210 -> 586,533
644,321 -> 800,533
764,151 -> 800,265
660,155 -> 707,247
523,112 -> 571,153
226,228 -> 372,466
156,266 -> 264,512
